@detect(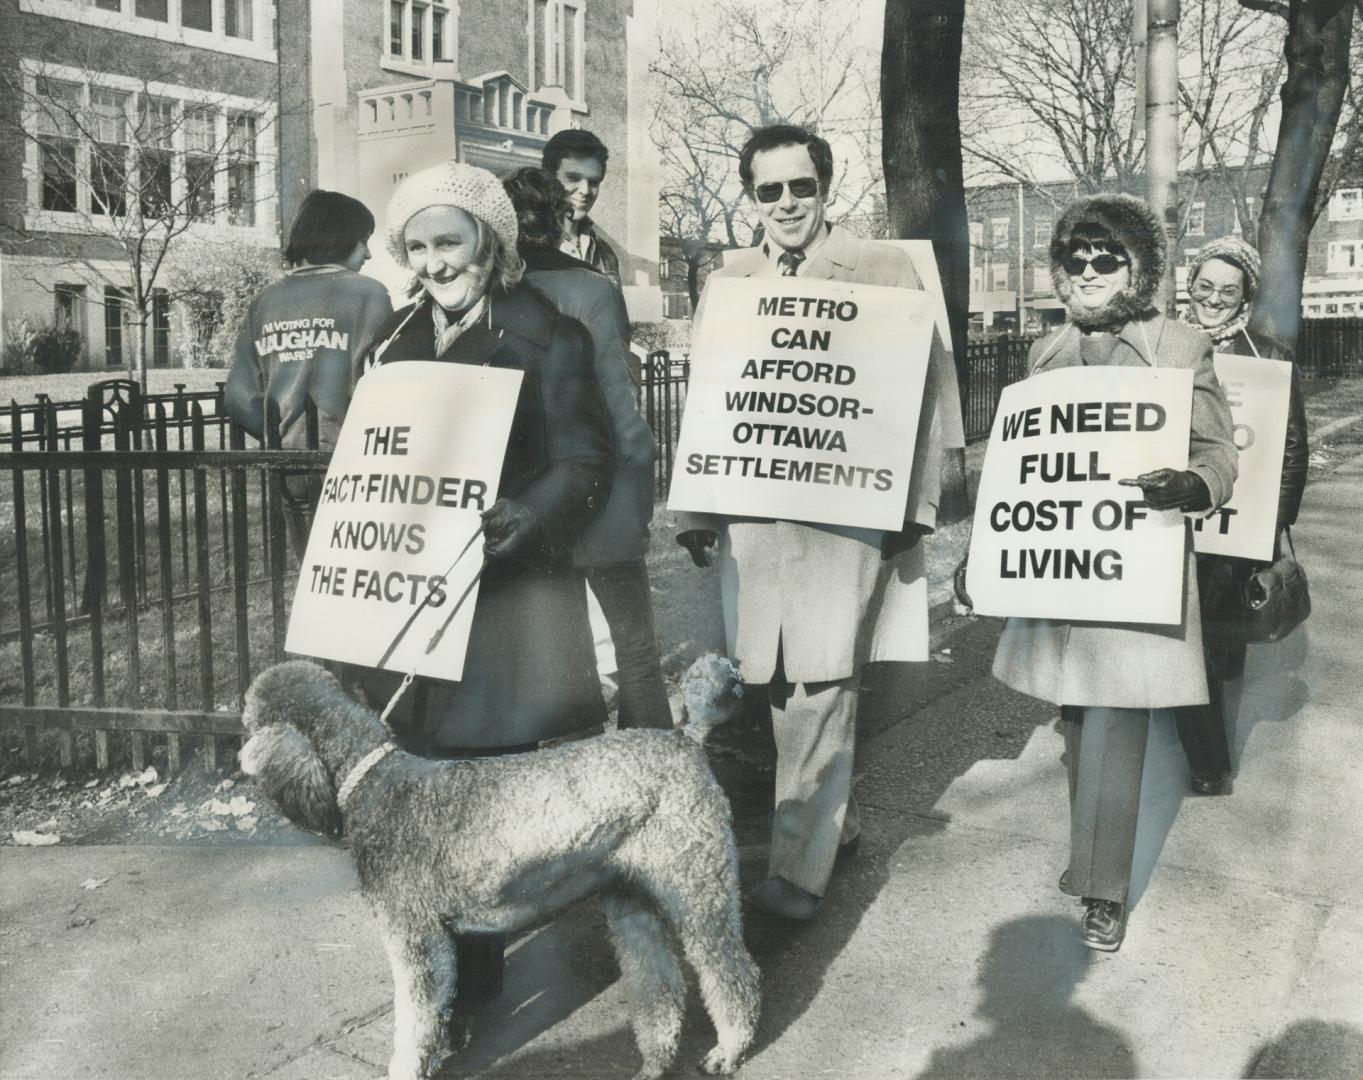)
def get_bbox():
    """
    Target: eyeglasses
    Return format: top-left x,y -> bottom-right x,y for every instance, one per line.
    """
1190,279 -> 1243,303
1061,252 -> 1130,276
753,178 -> 820,203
